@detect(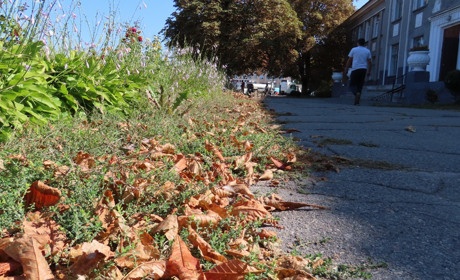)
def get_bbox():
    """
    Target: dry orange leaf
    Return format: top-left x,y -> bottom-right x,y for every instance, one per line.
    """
258,169 -> 274,180
165,235 -> 205,280
161,143 -> 176,154
224,249 -> 251,258
286,152 -> 297,163
123,260 -> 166,280
42,160 -> 56,169
2,236 -> 54,280
152,214 -> 178,241
233,152 -> 253,169
187,227 -> 227,264
69,240 -> 113,276
73,151 -> 96,172
22,212 -> 66,257
276,255 -> 318,279
205,140 -> 225,161
204,259 -> 248,280
115,232 -> 160,269
213,187 -> 234,198
24,181 -> 61,210
230,199 -> 273,224
178,211 -> 221,229
257,229 -> 278,240
270,157 -> 291,171
54,165 -> 70,177
261,194 -> 328,211
0,261 -> 22,276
